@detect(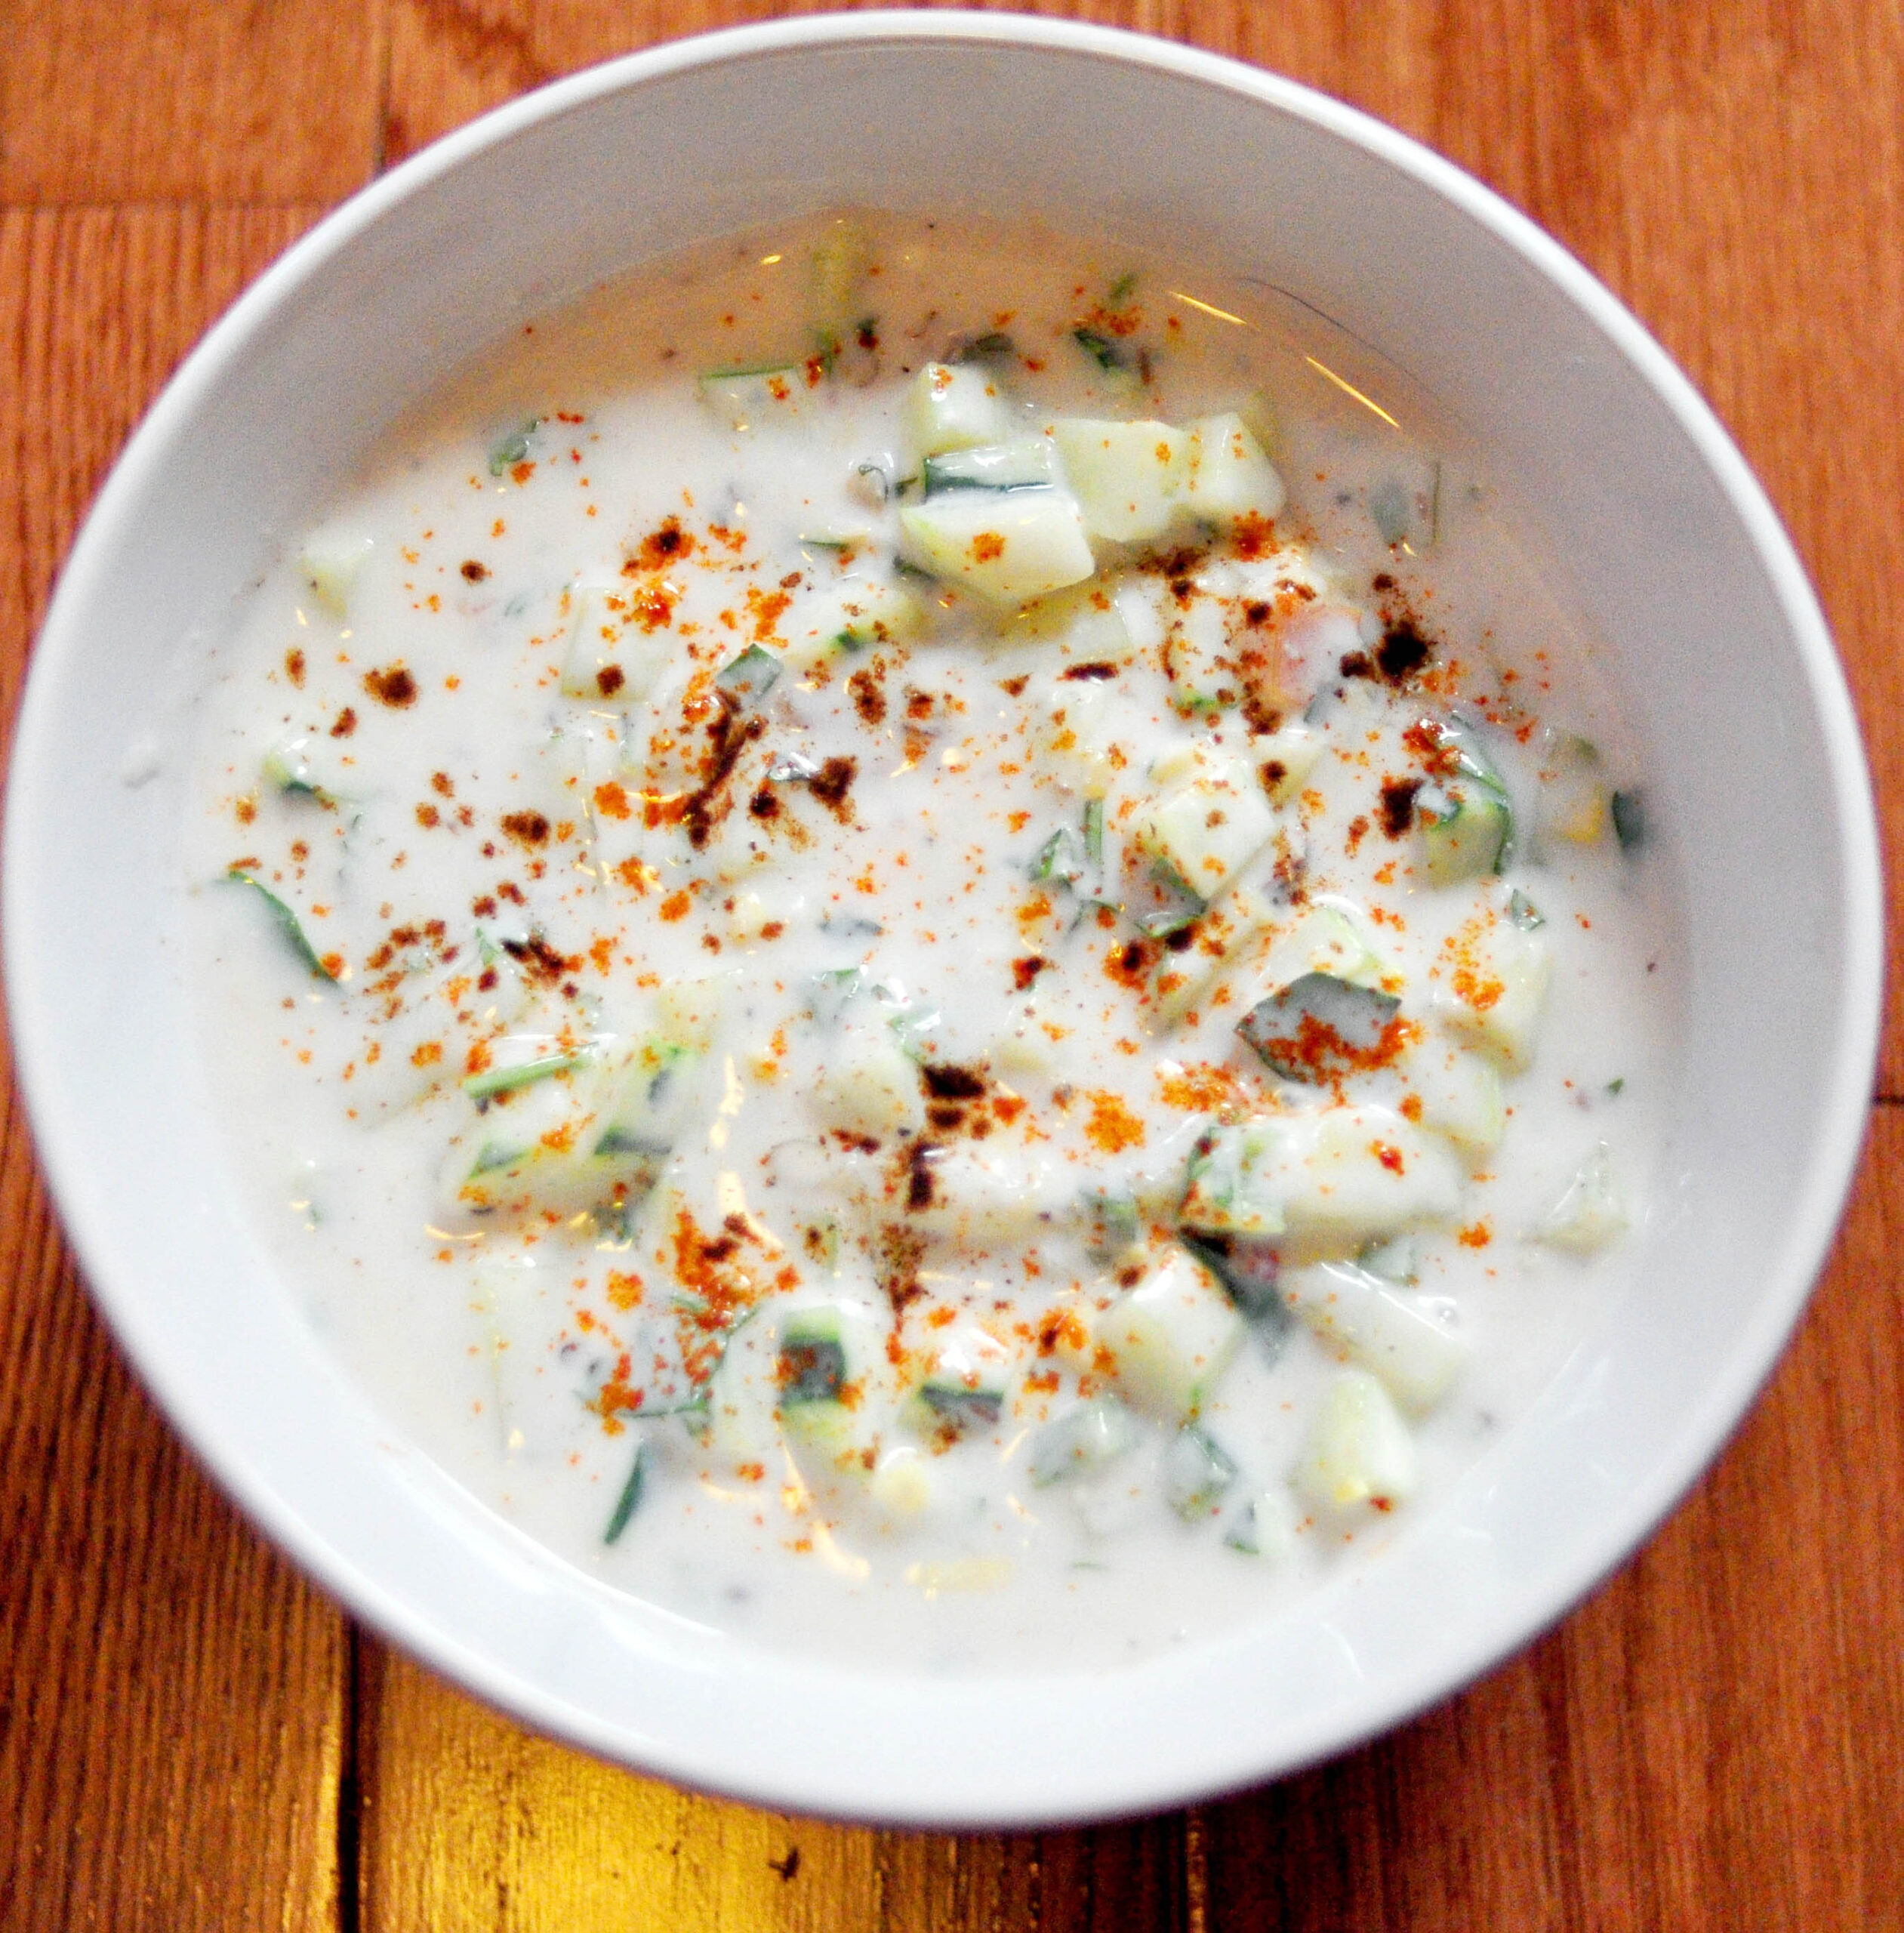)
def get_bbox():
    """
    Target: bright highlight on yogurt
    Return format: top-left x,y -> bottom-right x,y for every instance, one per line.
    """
189,212 -> 1671,1669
